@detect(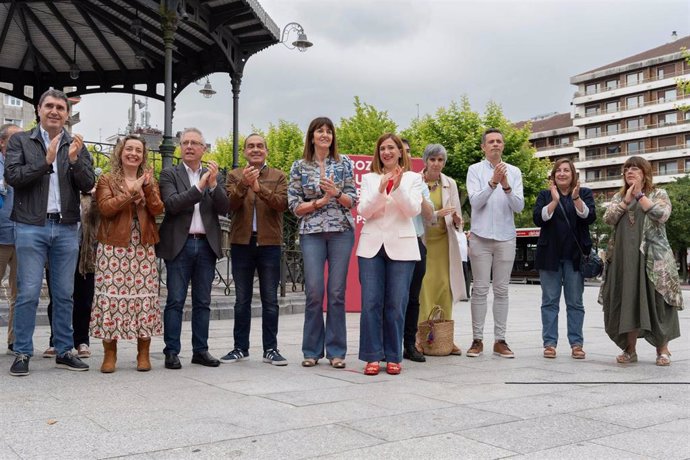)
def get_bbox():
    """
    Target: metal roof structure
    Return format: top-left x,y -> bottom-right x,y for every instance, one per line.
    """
0,0 -> 281,167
